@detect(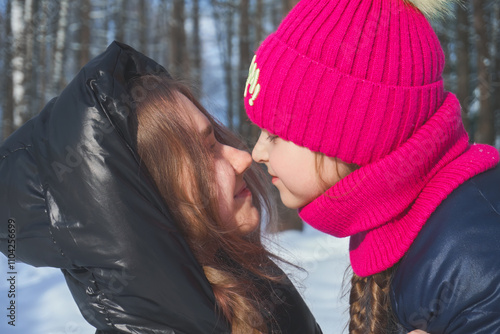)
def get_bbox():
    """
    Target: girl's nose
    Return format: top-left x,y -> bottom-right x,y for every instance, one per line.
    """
252,131 -> 268,163
226,145 -> 252,175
